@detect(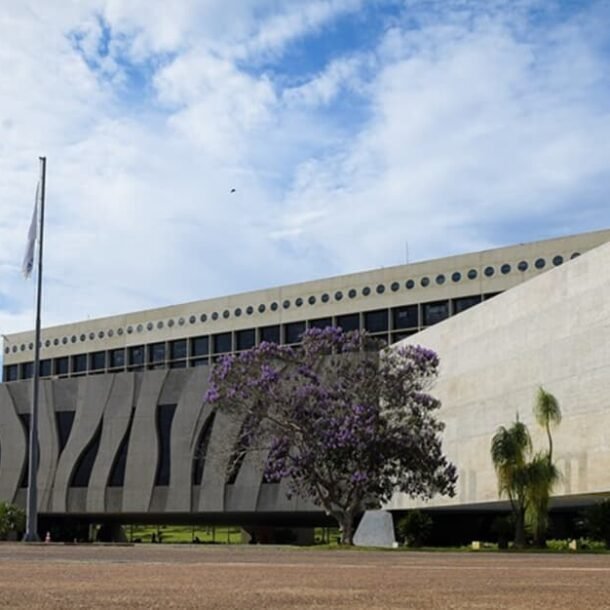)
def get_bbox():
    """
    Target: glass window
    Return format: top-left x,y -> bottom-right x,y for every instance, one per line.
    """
467,269 -> 477,280
453,295 -> 482,314
70,425 -> 101,487
553,255 -> 564,266
170,340 -> 187,360
148,343 -> 165,363
423,301 -> 450,325
501,264 -> 511,274
55,411 -> 75,453
570,252 -> 580,260
110,348 -> 125,368
90,351 -> 106,371
334,291 -> 343,301
435,275 -> 445,285
364,309 -> 389,333
213,333 -> 232,354
451,272 -> 461,282
258,304 -> 266,313
155,404 -> 177,486
235,308 -> 242,317
54,357 -> 69,376
391,282 -> 400,292
128,346 -> 144,366
420,277 -> 430,287
362,286 -> 371,296
72,354 -> 87,373
260,325 -> 280,344
392,330 -> 417,342
170,361 -> 187,369
535,258 -> 545,269
518,260 -> 528,272
270,302 -> 278,311
308,296 -> 316,305
200,314 -> 207,323
21,362 -> 34,380
39,359 -> 51,377
191,336 -> 209,357
295,298 -> 303,307
246,306 -> 254,314
285,321 -> 305,344
211,312 -> 219,320
4,365 -> 18,382
376,284 -> 385,294
484,266 -> 494,277
348,289 -> 357,299
309,317 -> 332,330
282,300 -> 290,309
337,313 -> 359,332
191,358 -> 209,367
406,279 -> 415,289
236,329 -> 255,351
392,305 -> 418,329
